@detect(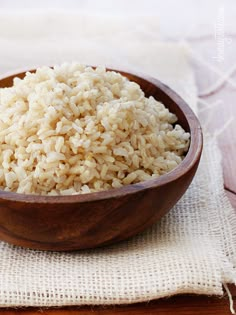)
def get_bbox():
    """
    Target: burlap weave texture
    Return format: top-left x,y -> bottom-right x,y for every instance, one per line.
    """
0,13 -> 235,306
